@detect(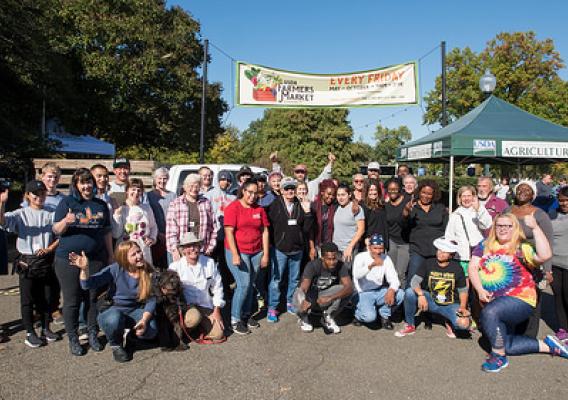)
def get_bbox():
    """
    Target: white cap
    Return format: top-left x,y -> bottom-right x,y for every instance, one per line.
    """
516,180 -> 537,201
367,161 -> 381,171
433,237 -> 458,253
